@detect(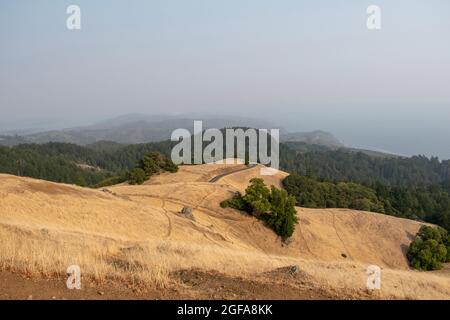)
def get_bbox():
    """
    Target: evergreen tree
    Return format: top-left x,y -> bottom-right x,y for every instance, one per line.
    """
243,178 -> 271,216
407,226 -> 449,270
128,168 -> 147,185
264,187 -> 298,240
